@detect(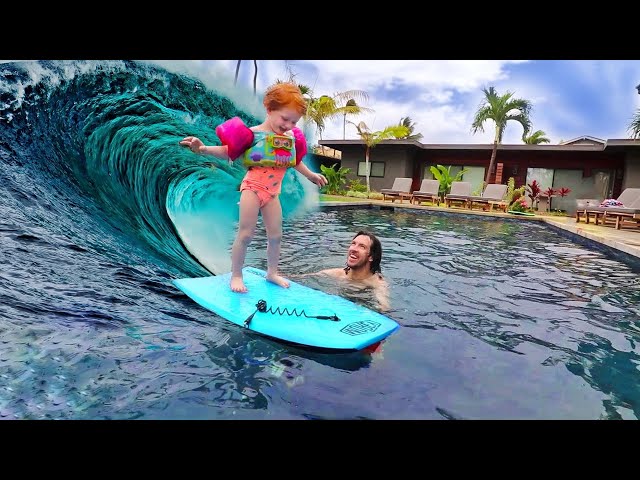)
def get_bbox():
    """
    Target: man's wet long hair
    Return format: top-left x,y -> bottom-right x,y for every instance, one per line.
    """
354,230 -> 382,275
